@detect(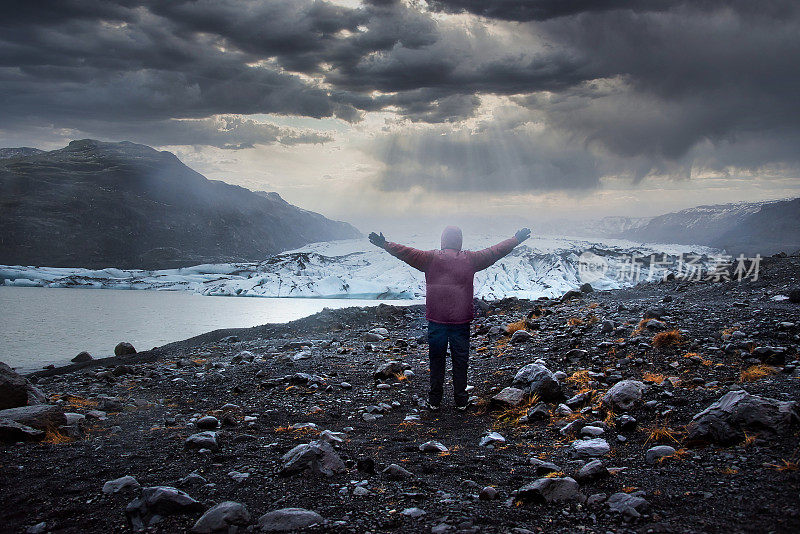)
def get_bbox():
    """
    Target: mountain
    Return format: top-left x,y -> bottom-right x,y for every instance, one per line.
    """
710,198 -> 800,256
620,199 -> 800,255
0,139 -> 361,269
0,147 -> 44,159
